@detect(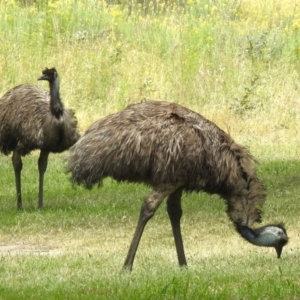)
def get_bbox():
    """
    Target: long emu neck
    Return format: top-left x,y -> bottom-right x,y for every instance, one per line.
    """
49,77 -> 64,119
221,141 -> 289,258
